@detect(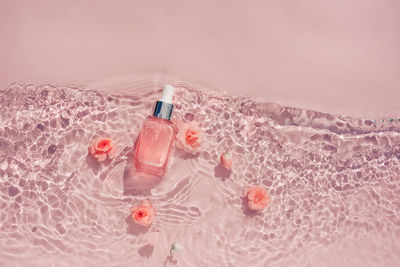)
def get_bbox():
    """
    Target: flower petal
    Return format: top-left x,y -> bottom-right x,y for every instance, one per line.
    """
248,201 -> 264,211
88,146 -> 96,156
94,153 -> 107,162
107,146 -> 116,157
